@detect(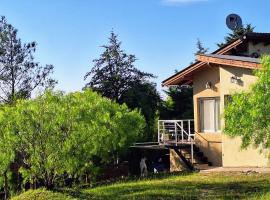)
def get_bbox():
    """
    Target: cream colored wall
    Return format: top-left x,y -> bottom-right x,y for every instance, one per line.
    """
193,65 -> 223,166
219,65 -> 269,167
